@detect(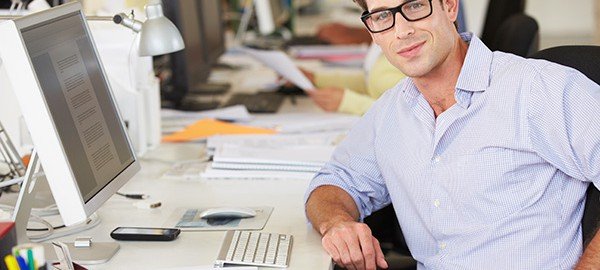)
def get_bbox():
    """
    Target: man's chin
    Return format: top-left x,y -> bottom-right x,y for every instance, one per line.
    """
399,66 -> 431,78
